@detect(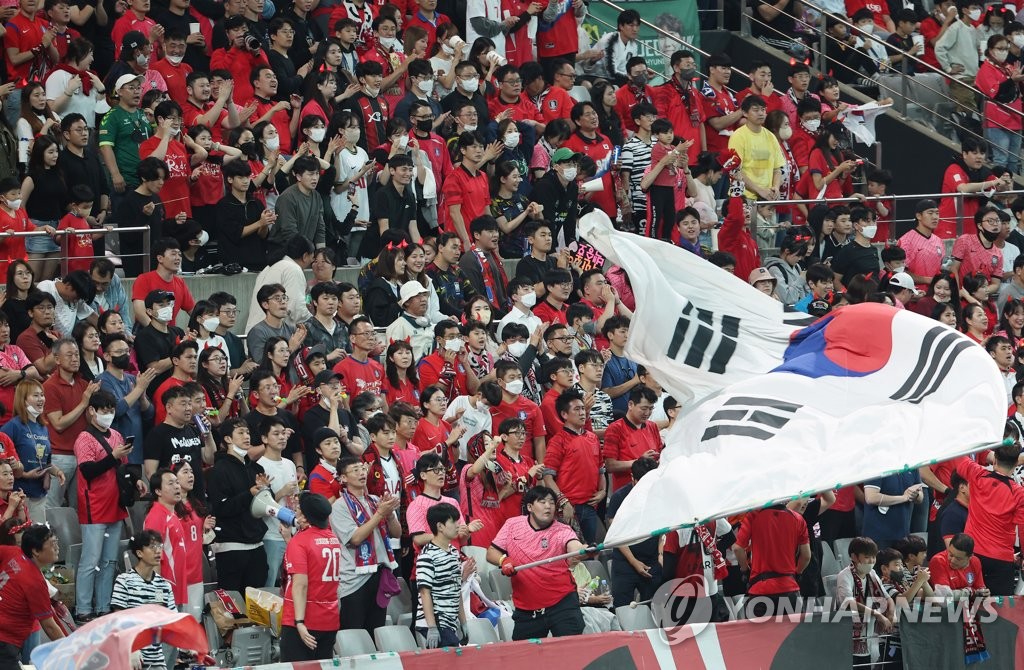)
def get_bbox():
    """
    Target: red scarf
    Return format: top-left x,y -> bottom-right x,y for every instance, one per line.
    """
53,63 -> 94,95
850,562 -> 884,657
963,593 -> 988,663
695,523 -> 729,581
471,246 -> 508,312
